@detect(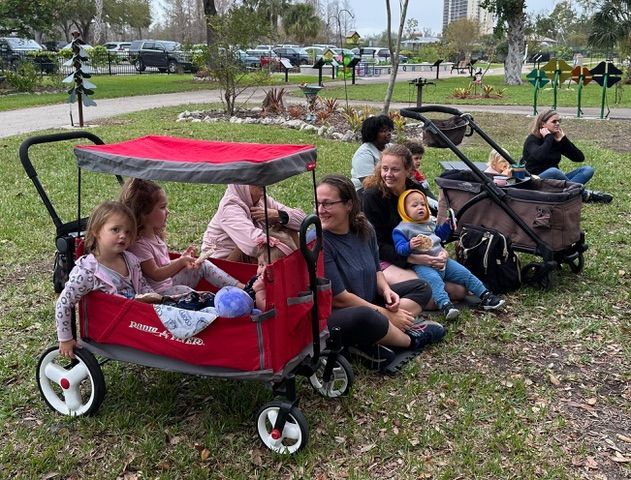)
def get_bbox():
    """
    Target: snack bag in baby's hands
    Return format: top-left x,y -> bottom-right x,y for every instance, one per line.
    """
415,234 -> 433,251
